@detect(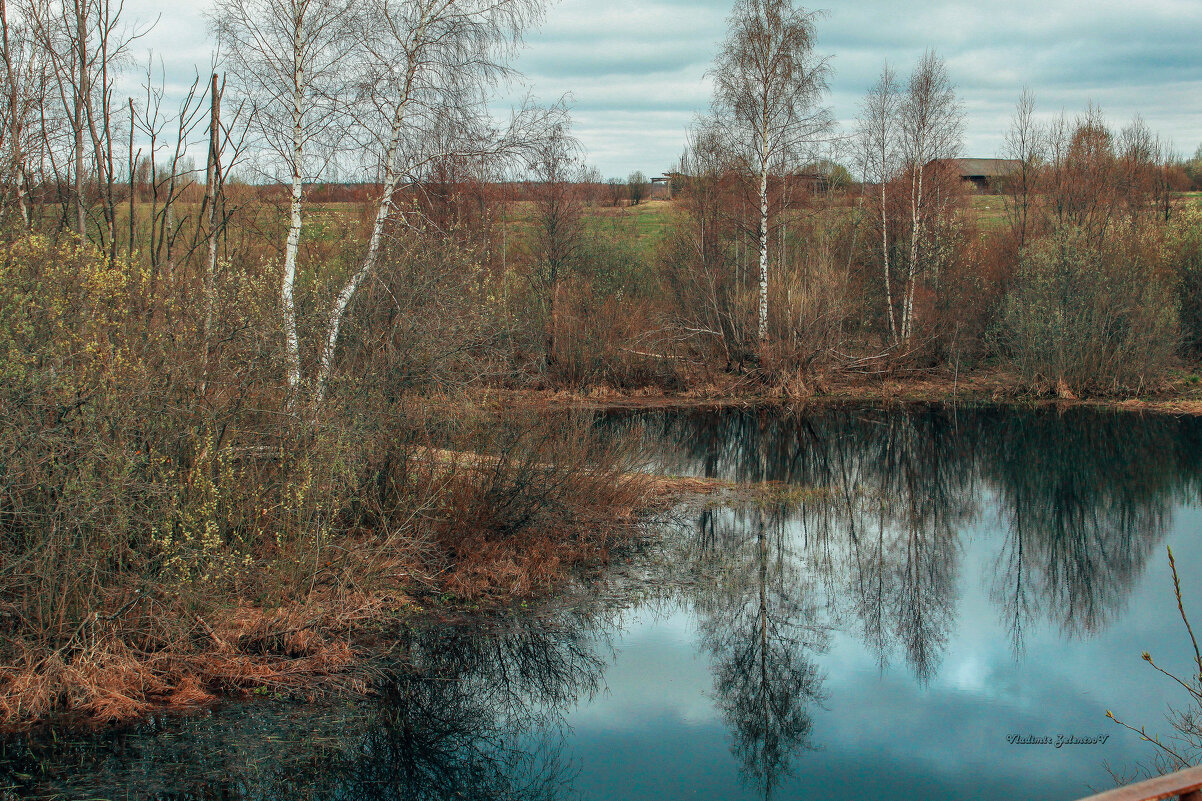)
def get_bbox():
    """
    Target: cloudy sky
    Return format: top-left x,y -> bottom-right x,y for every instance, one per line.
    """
127,0 -> 1202,179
